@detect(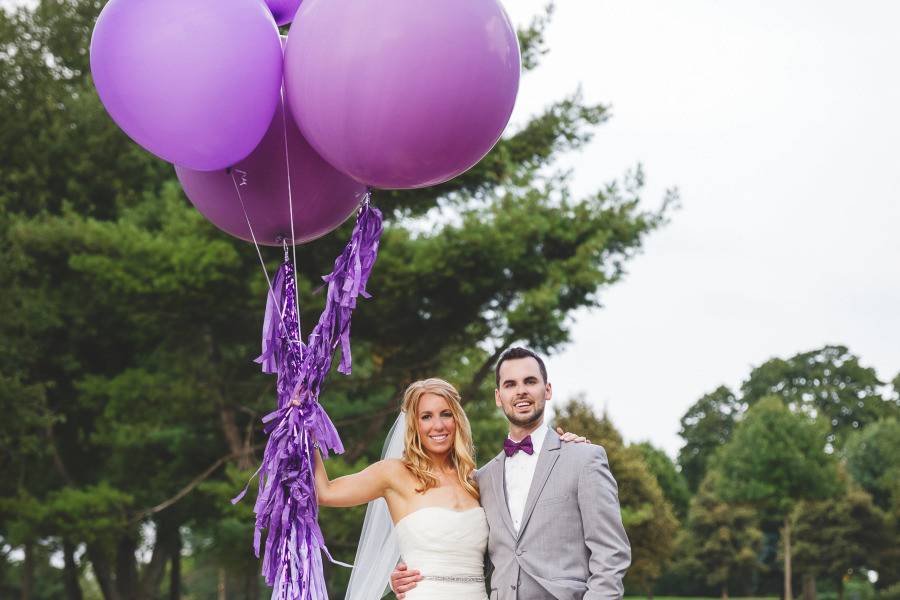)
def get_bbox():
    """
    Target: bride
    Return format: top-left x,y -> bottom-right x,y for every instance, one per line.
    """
313,378 -> 489,599
314,377 -> 584,598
